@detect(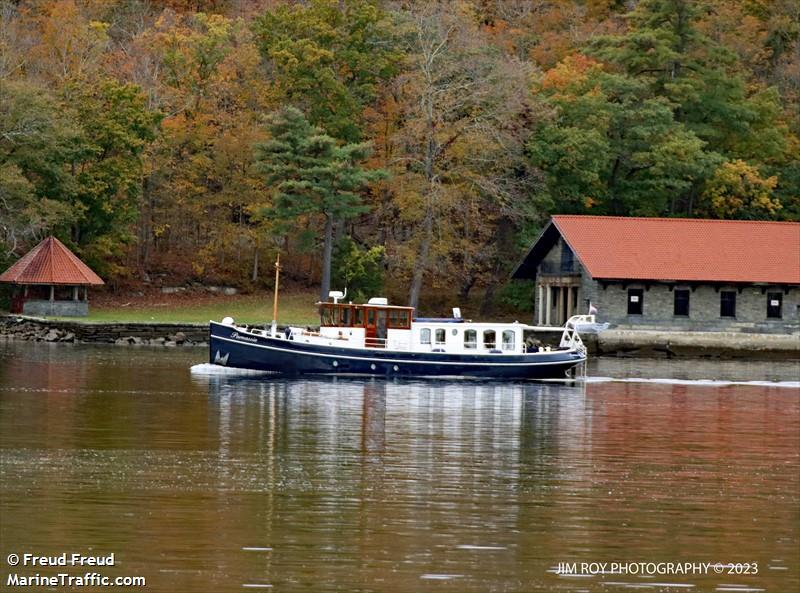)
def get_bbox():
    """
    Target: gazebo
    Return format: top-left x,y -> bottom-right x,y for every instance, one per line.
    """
0,236 -> 104,317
